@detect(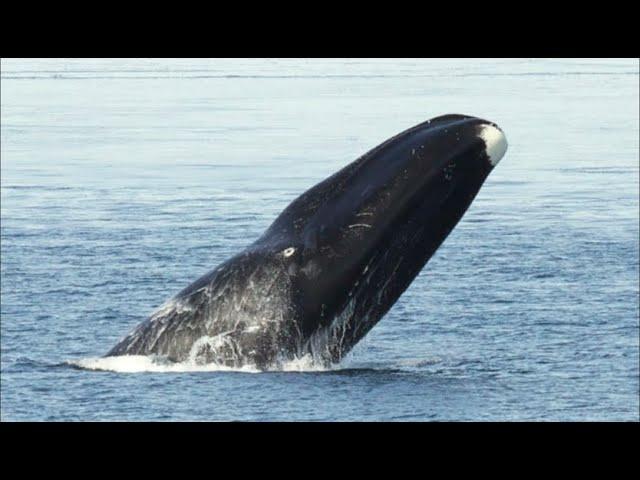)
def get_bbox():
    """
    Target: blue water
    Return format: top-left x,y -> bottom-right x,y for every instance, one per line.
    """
1,58 -> 638,421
